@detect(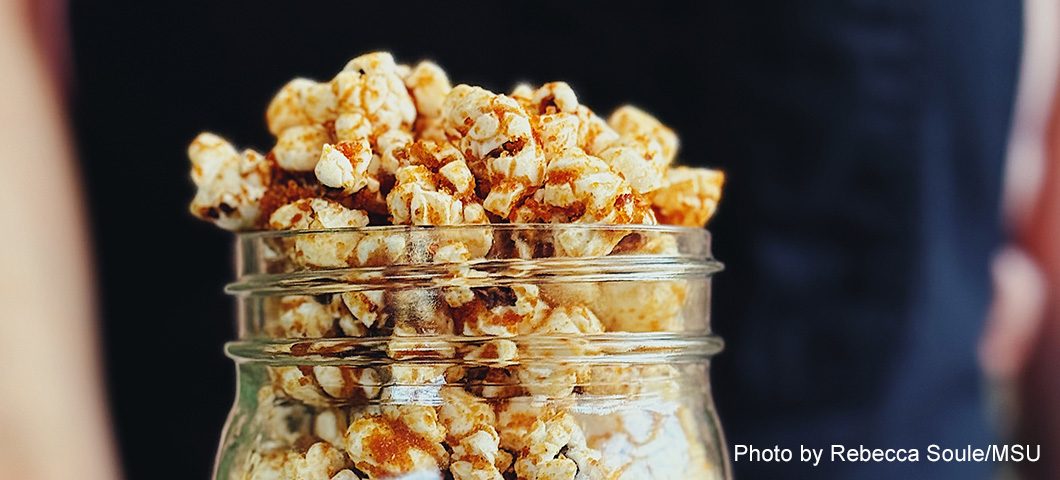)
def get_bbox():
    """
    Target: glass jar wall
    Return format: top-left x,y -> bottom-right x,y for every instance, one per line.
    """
214,225 -> 730,480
